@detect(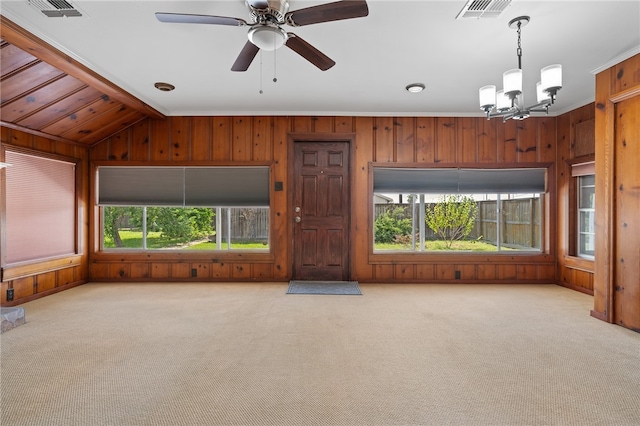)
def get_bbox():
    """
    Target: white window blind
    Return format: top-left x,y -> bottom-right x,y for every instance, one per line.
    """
4,151 -> 76,265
